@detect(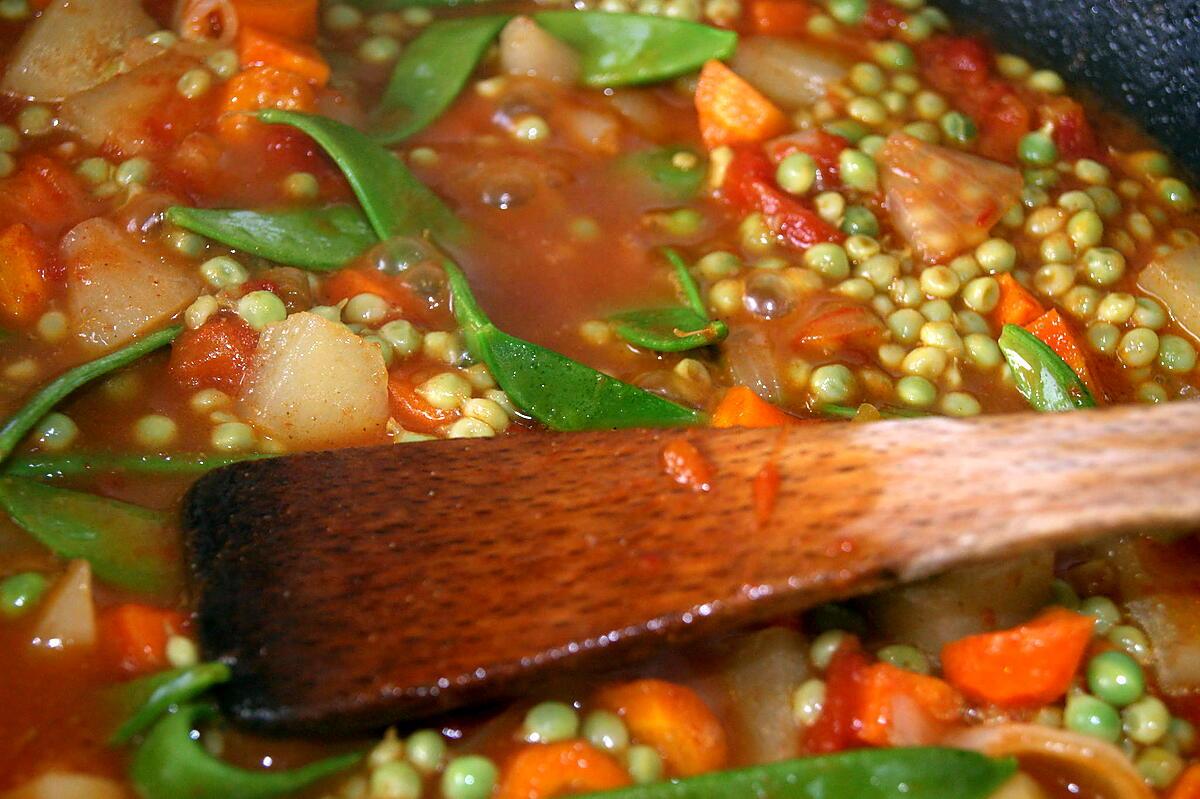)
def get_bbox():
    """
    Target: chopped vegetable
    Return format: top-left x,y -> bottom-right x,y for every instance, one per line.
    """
695,60 -> 788,149
1025,309 -> 1101,398
0,222 -> 50,326
130,704 -> 361,799
218,66 -> 318,140
993,273 -> 1045,328
711,386 -> 798,428
1127,594 -> 1200,695
804,636 -> 869,753
98,604 -> 186,676
728,37 -> 848,110
237,25 -> 330,86
998,324 -> 1096,412
499,16 -> 582,84
0,478 -> 177,594
5,452 -> 268,479
745,0 -> 815,36
610,250 -> 728,352
1137,245 -> 1200,343
619,147 -> 706,204
166,205 -> 376,271
857,663 -> 963,747
496,741 -> 630,799
232,0 -> 319,41
721,627 -> 809,763
595,678 -> 727,776
30,560 -> 96,650
170,315 -> 260,392
1170,764 -> 1200,799
940,608 -> 1095,707
722,146 -> 843,247
106,662 -> 233,745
